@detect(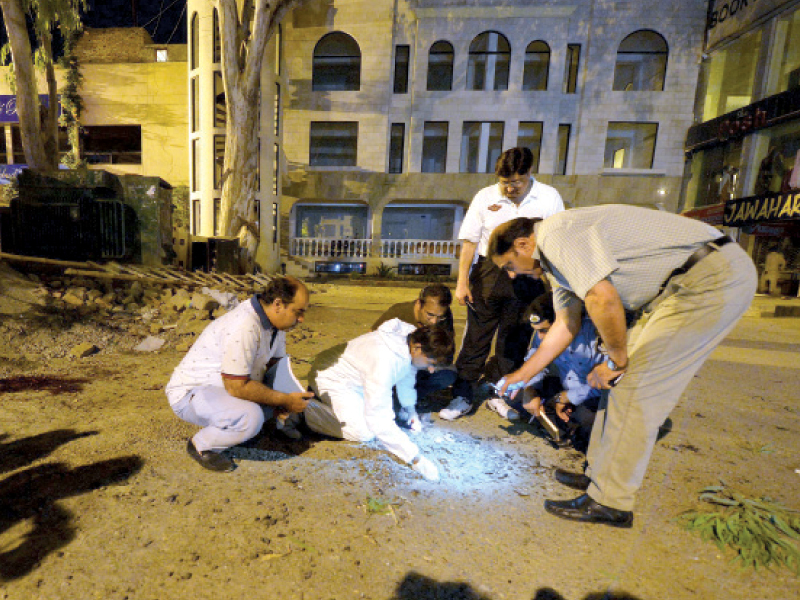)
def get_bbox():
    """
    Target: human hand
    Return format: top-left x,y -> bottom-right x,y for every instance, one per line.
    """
497,375 -> 526,399
411,456 -> 440,481
588,363 -> 626,390
398,408 -> 423,433
522,394 -> 543,417
554,392 -> 574,423
284,391 -> 314,413
455,281 -> 473,307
